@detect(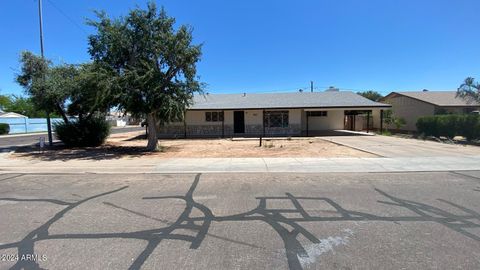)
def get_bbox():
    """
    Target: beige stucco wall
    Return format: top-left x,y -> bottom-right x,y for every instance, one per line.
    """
159,109 -> 303,137
244,110 -> 262,125
307,110 -> 344,131
383,96 -> 435,131
438,106 -> 479,114
159,107 -> 384,136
